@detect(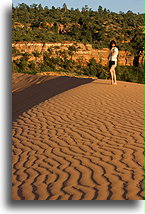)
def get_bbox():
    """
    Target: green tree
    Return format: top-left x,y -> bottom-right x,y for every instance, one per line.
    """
62,3 -> 67,12
98,5 -> 103,15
